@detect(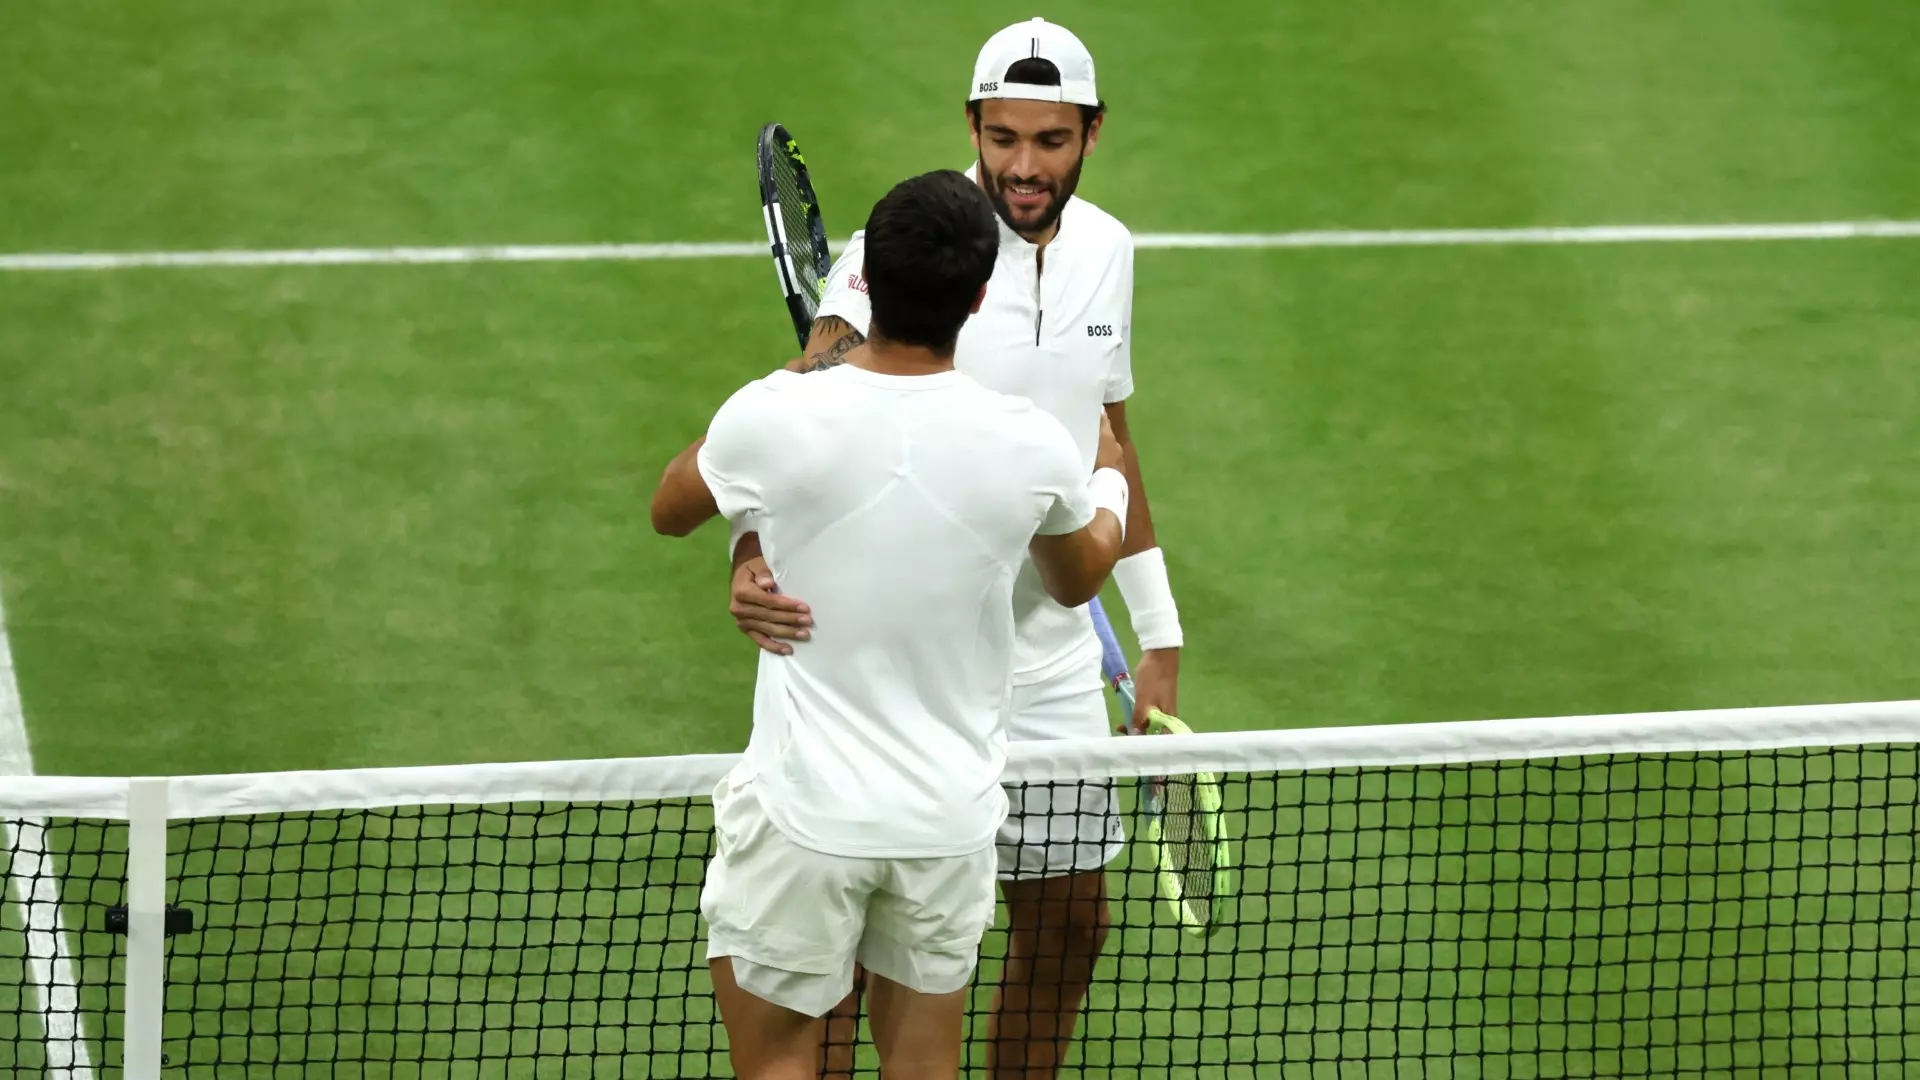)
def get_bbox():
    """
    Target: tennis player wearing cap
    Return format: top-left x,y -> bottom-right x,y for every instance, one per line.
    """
727,18 -> 1185,1079
655,169 -> 1131,1080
